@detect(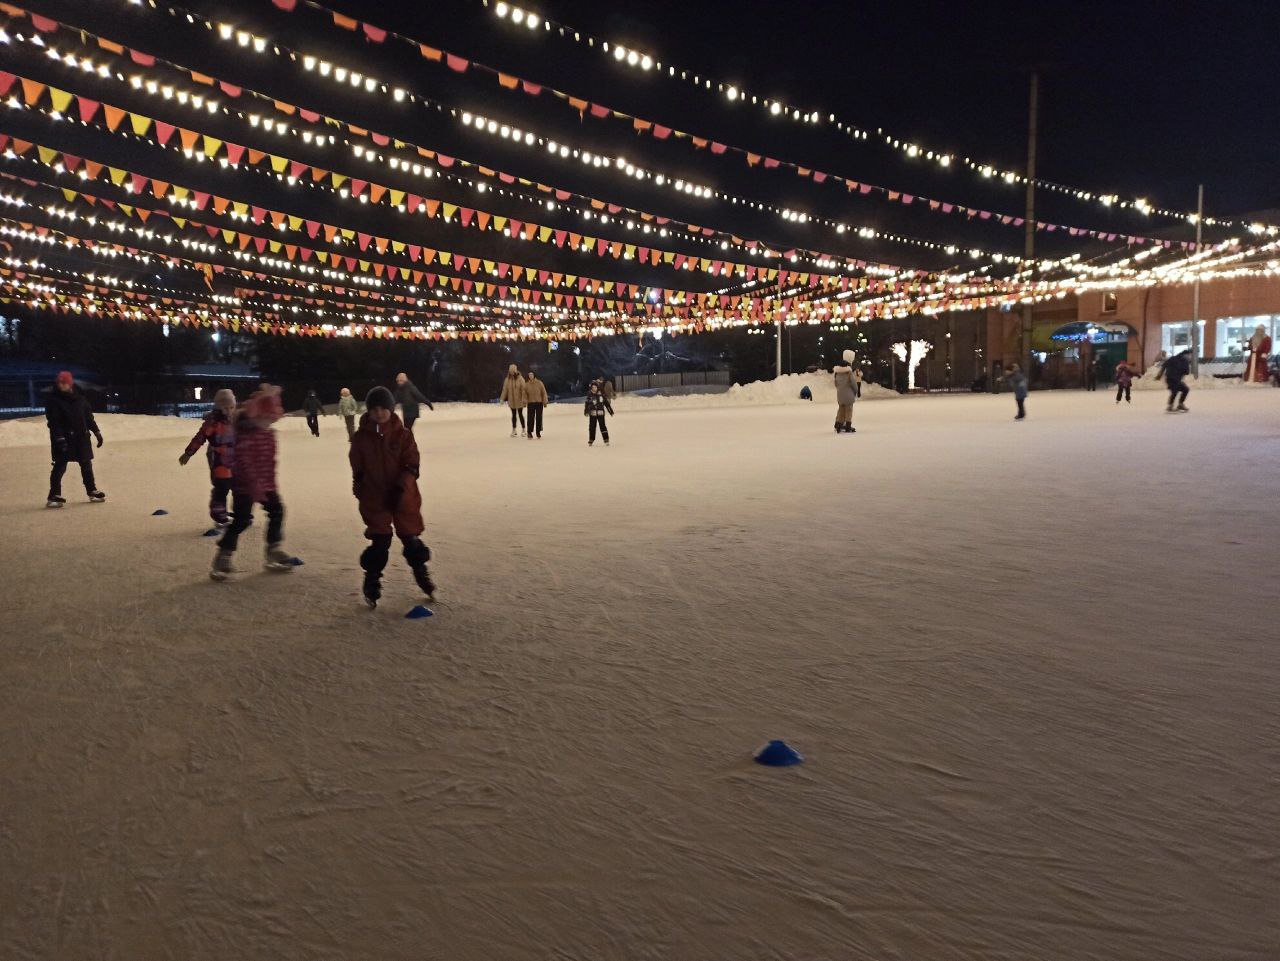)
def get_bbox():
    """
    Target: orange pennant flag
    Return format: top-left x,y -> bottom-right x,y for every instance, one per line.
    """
20,78 -> 46,106
102,104 -> 127,131
332,12 -> 358,30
